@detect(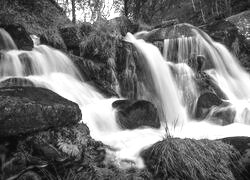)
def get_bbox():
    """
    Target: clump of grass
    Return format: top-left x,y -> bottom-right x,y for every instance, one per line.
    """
141,138 -> 241,180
